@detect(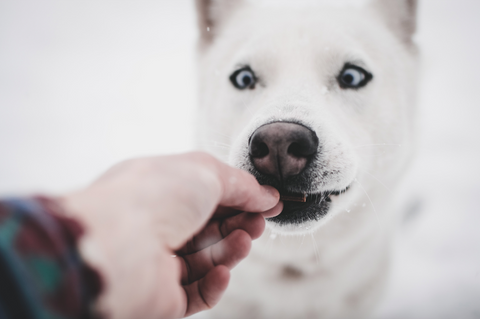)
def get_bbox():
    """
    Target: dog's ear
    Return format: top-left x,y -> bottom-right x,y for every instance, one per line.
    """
371,0 -> 418,43
195,0 -> 245,45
